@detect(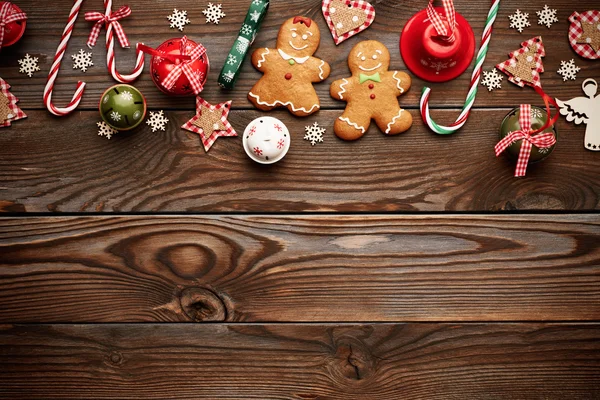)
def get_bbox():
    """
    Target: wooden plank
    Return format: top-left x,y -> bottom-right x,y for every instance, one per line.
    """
0,109 -> 598,212
1,215 -> 598,322
0,0 -> 598,110
1,323 -> 599,399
